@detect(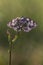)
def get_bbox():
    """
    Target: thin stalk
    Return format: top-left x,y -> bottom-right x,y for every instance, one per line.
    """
7,30 -> 12,65
7,30 -> 18,65
9,40 -> 12,65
